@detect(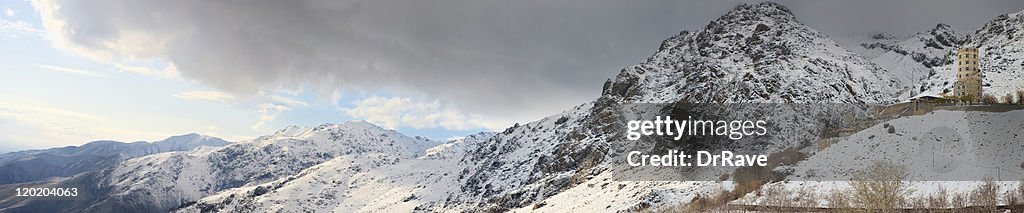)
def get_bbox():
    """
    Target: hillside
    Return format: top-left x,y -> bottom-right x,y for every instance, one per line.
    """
0,134 -> 229,185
